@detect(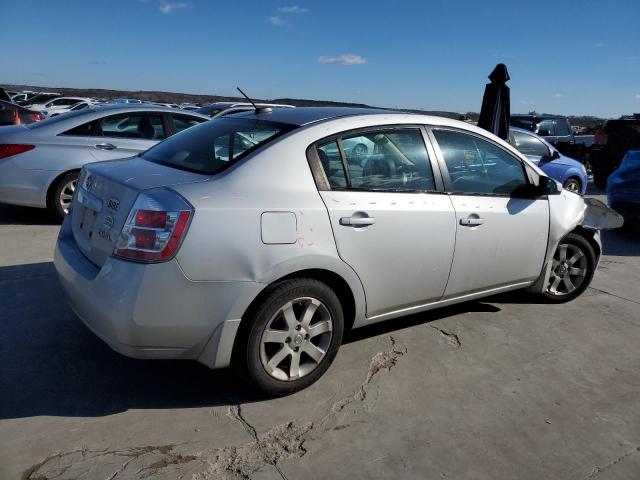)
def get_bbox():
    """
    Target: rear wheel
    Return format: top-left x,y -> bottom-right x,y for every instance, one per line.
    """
50,172 -> 78,220
240,278 -> 344,396
540,233 -> 596,303
563,177 -> 581,193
